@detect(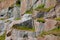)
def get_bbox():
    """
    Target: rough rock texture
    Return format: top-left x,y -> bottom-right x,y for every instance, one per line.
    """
20,0 -> 27,15
33,10 -> 39,18
6,29 -> 36,40
37,34 -> 60,40
44,9 -> 56,18
33,0 -> 42,9
44,19 -> 57,31
55,6 -> 60,18
20,0 -> 33,15
44,4 -> 60,18
0,0 -> 15,11
34,20 -> 44,36
45,0 -> 56,8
